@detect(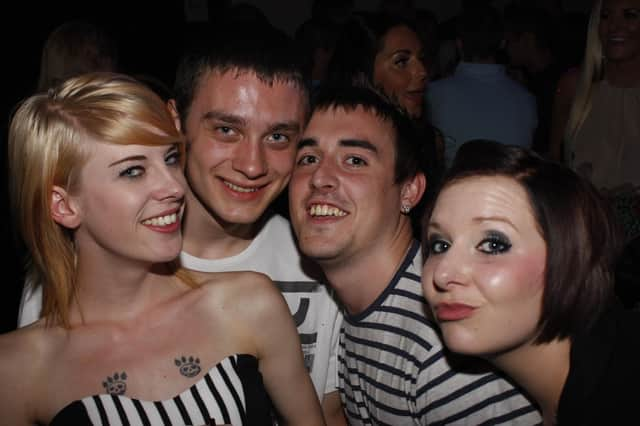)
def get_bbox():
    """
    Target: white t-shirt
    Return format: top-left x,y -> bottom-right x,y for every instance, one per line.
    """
18,214 -> 342,400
